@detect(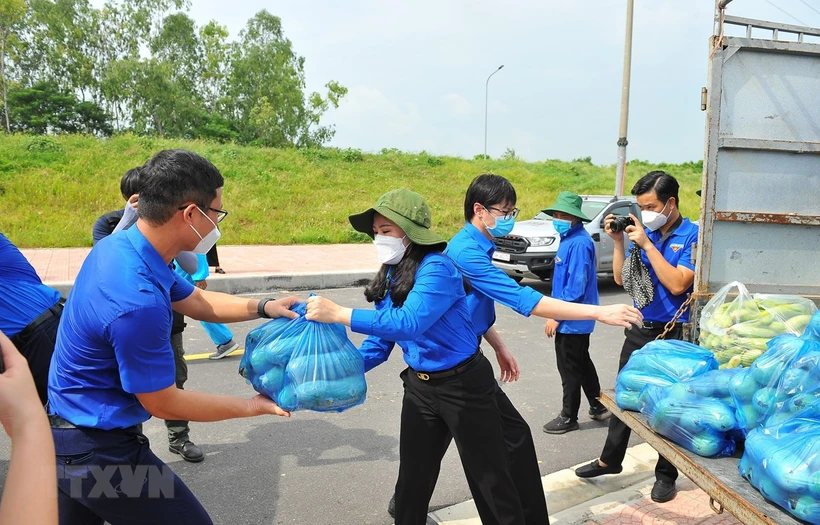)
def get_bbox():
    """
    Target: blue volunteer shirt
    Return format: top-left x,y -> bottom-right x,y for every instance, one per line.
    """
48,226 -> 196,429
350,253 -> 479,373
551,223 -> 598,334
0,233 -> 63,337
631,218 -> 699,323
444,223 -> 543,337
